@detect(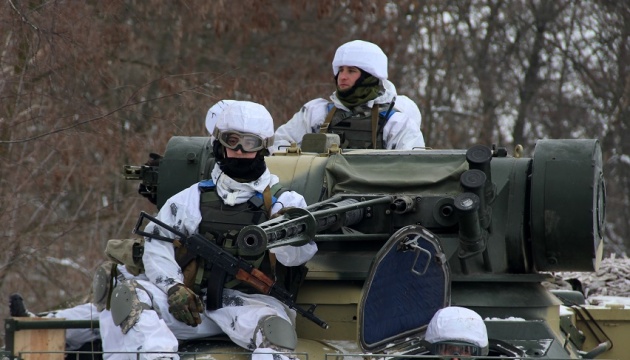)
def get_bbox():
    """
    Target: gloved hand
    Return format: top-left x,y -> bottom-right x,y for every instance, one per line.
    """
270,206 -> 296,219
167,284 -> 203,326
